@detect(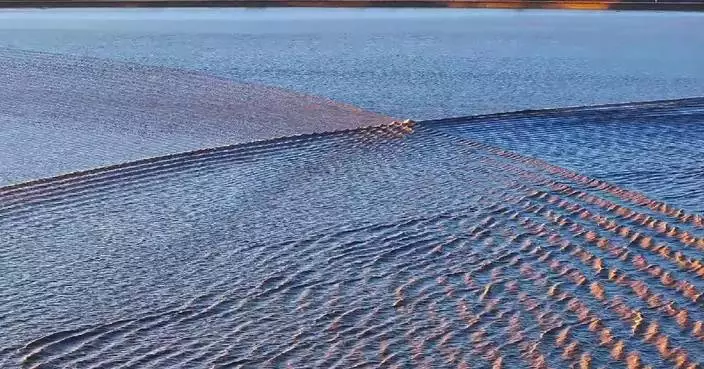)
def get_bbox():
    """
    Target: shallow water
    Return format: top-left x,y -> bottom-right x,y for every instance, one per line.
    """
1,8 -> 703,118
2,101 -> 703,368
